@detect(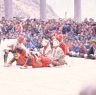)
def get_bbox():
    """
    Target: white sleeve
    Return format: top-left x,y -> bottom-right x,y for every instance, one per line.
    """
20,44 -> 29,54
